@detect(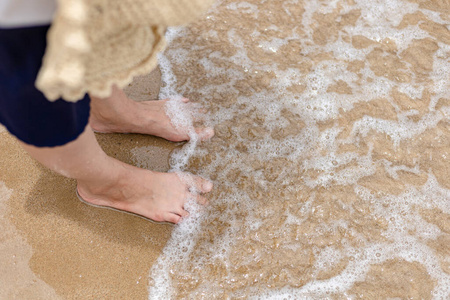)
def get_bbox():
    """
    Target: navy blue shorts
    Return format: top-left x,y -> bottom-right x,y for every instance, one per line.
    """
0,25 -> 90,147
